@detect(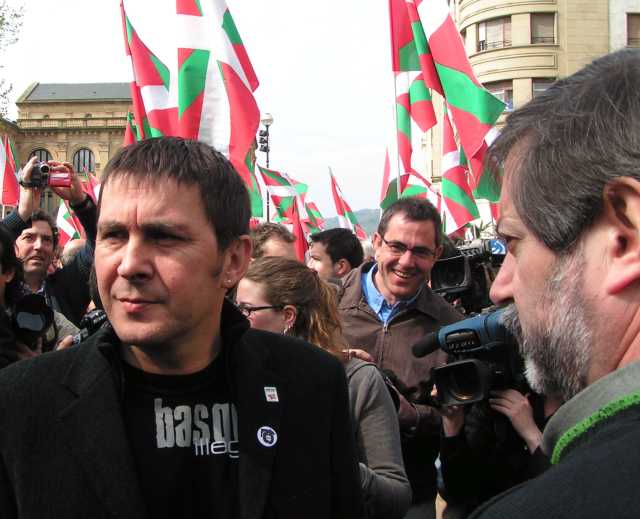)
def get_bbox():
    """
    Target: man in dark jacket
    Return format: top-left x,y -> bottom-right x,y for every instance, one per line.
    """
471,48 -> 640,518
338,197 -> 462,519
0,137 -> 362,519
4,156 -> 96,326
